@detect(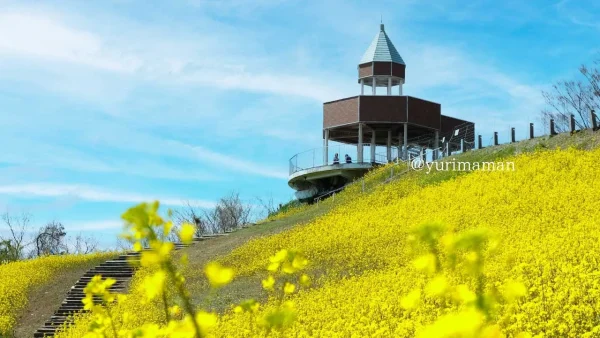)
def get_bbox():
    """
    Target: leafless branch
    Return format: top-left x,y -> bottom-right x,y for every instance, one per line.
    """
541,56 -> 600,131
